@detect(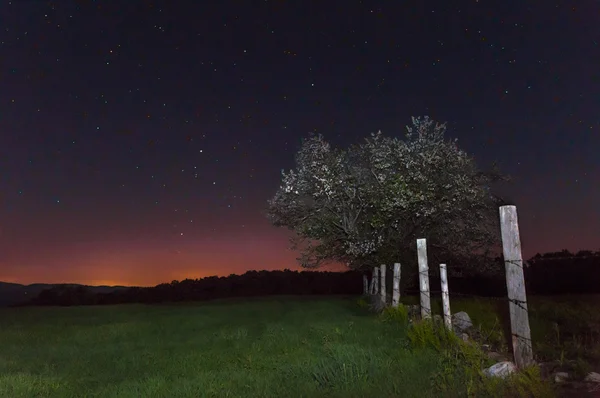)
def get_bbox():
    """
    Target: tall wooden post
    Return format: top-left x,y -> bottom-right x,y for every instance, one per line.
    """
392,263 -> 401,307
371,266 -> 379,295
439,263 -> 452,330
417,238 -> 431,319
379,264 -> 386,305
499,205 -> 533,369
